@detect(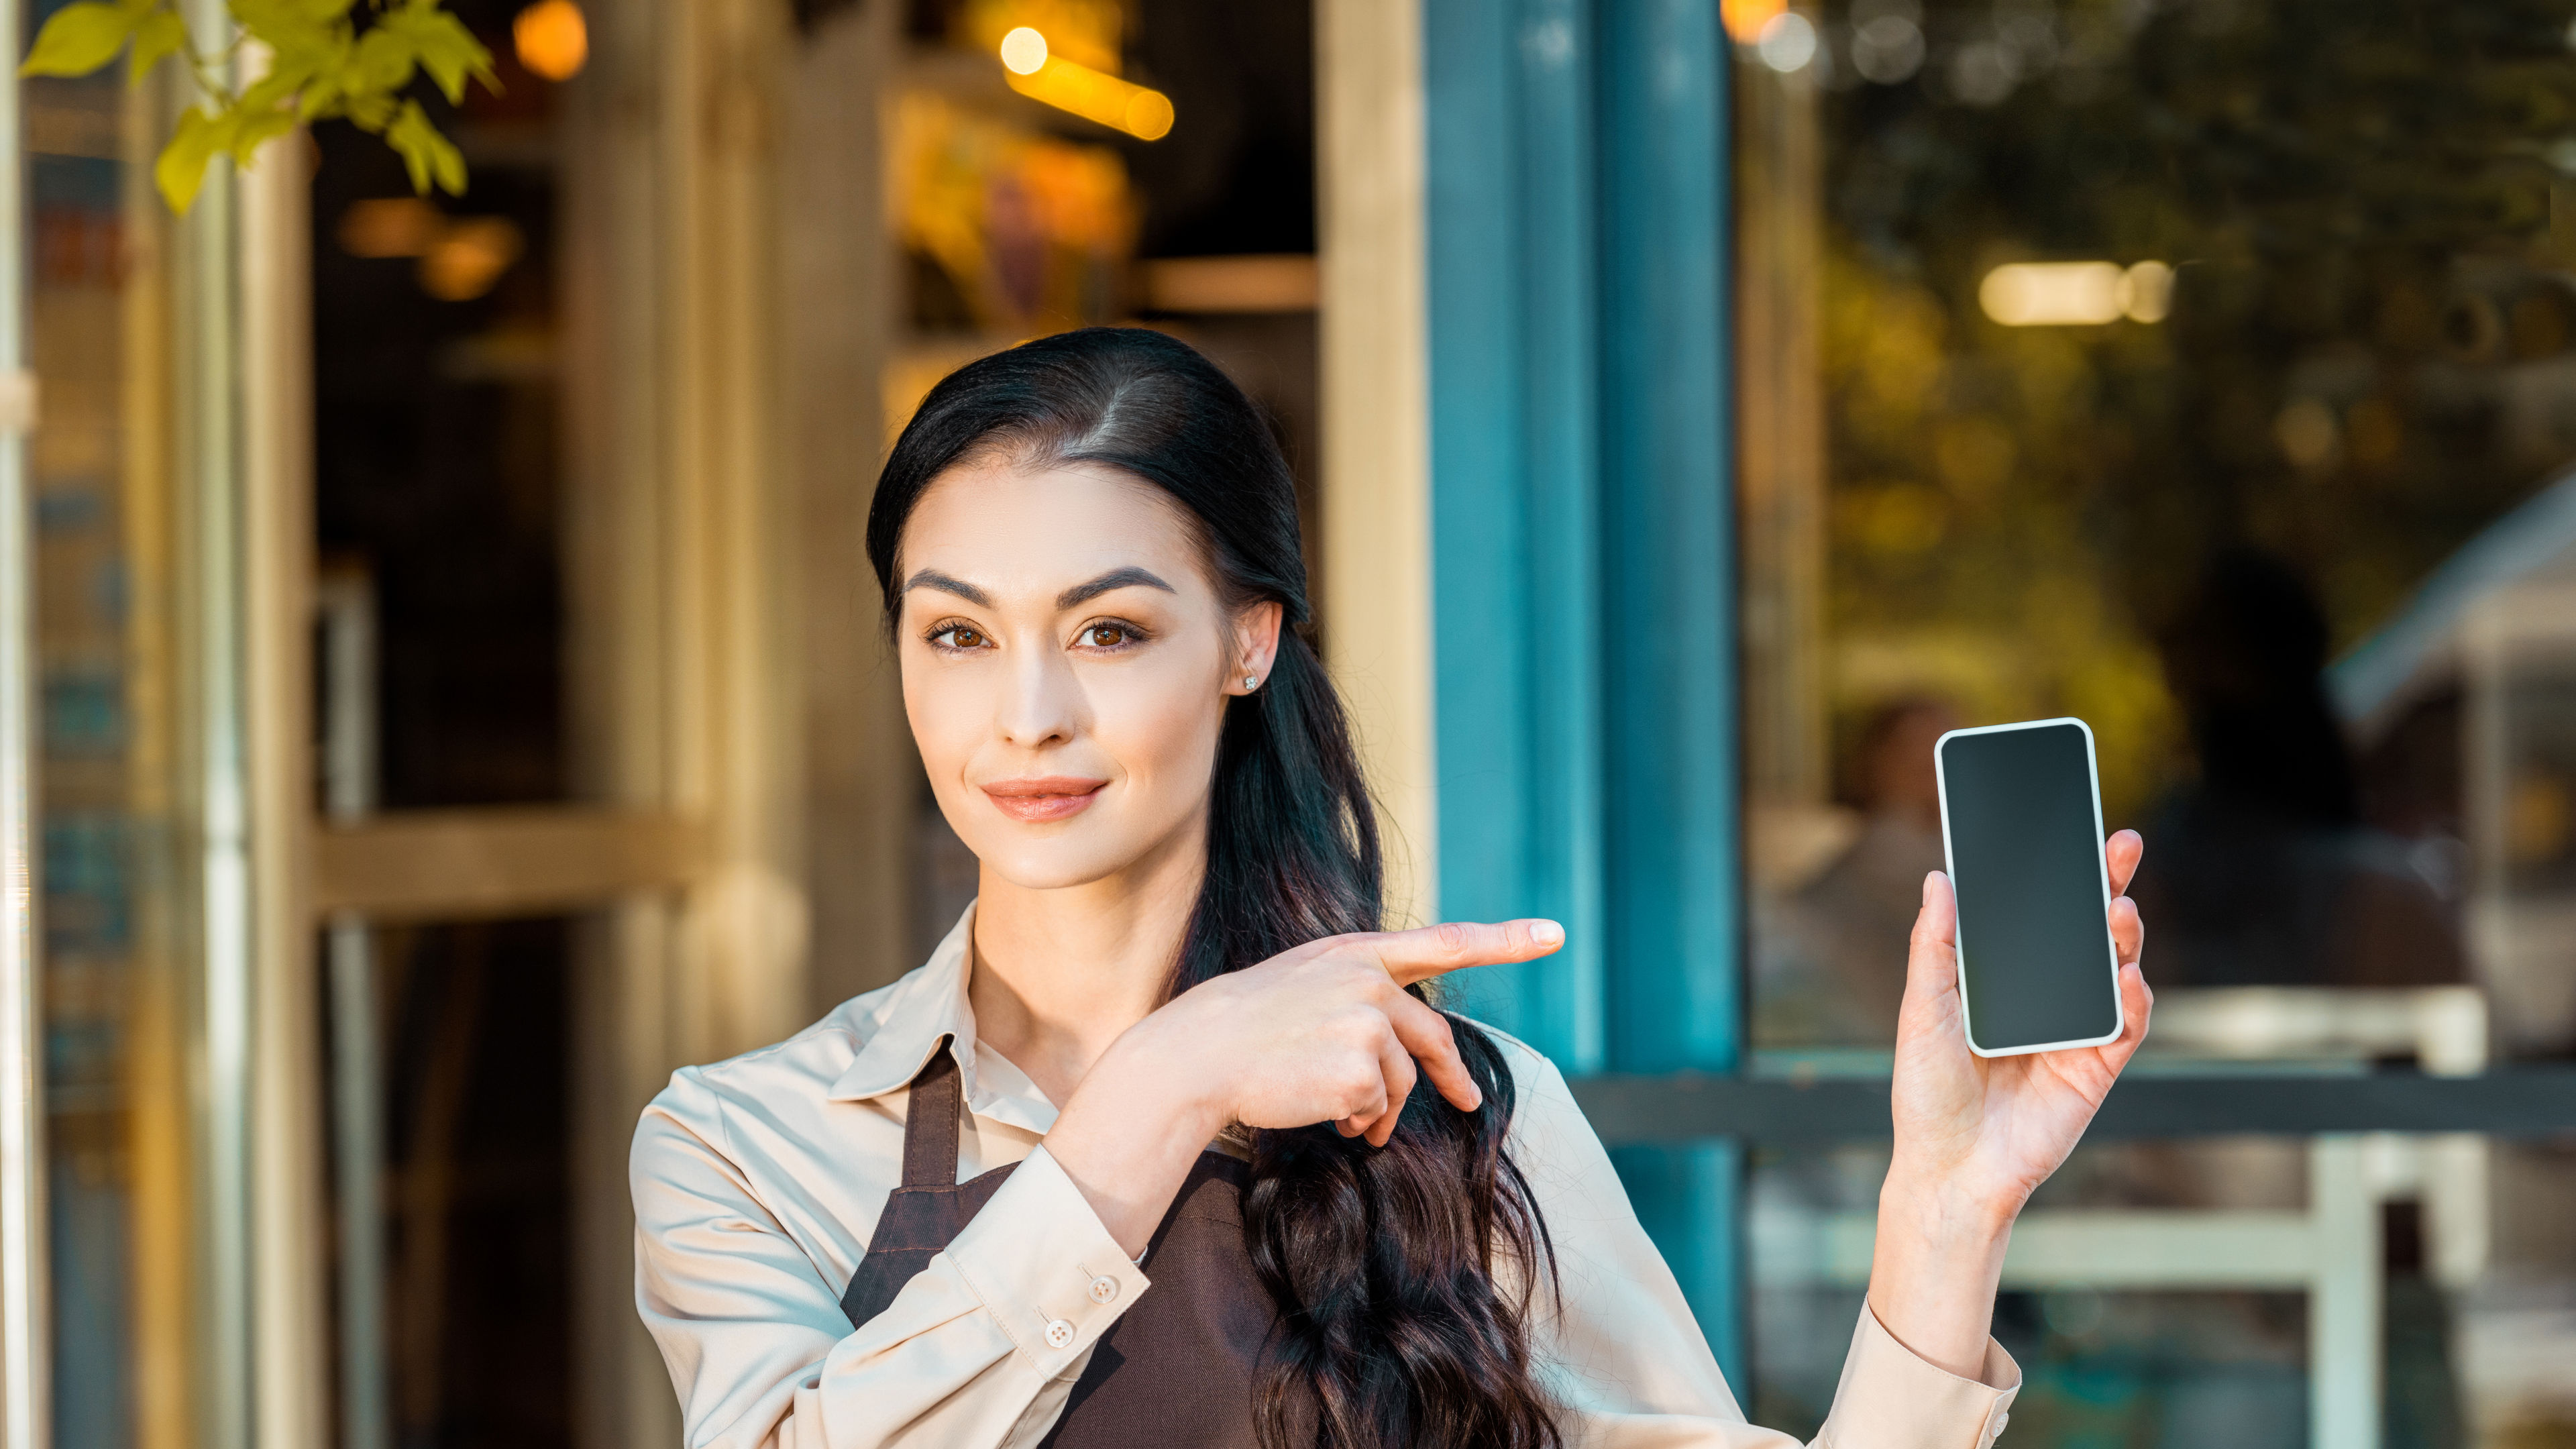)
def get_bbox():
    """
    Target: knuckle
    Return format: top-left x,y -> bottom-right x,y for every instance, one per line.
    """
1434,922 -> 1472,957
1334,1002 -> 1383,1038
1410,1007 -> 1456,1051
